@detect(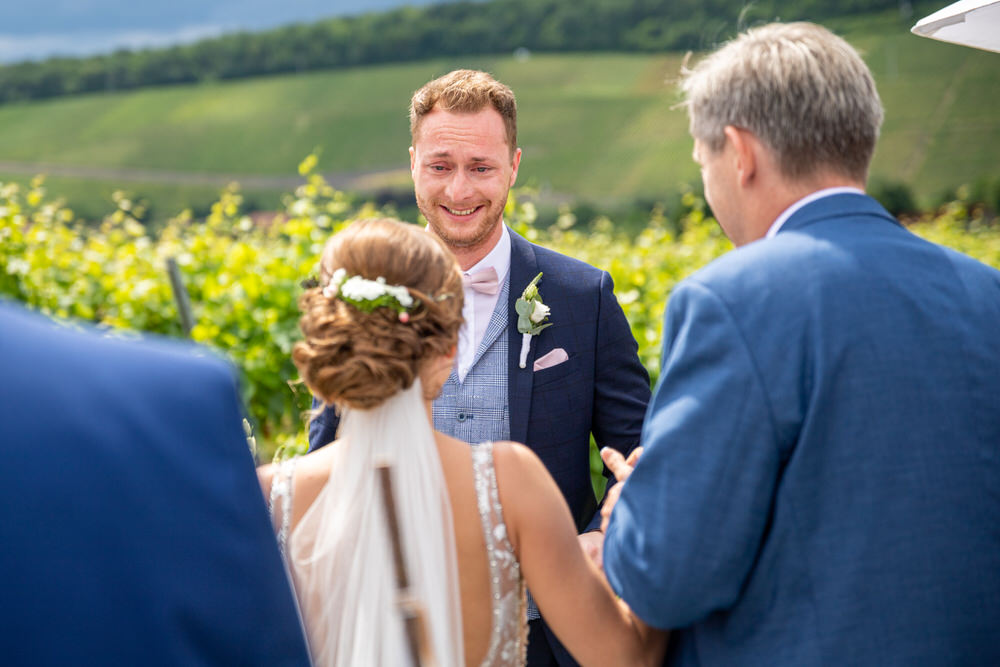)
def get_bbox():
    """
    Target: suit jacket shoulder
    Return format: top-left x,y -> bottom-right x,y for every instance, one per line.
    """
0,301 -> 311,665
509,230 -> 608,297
